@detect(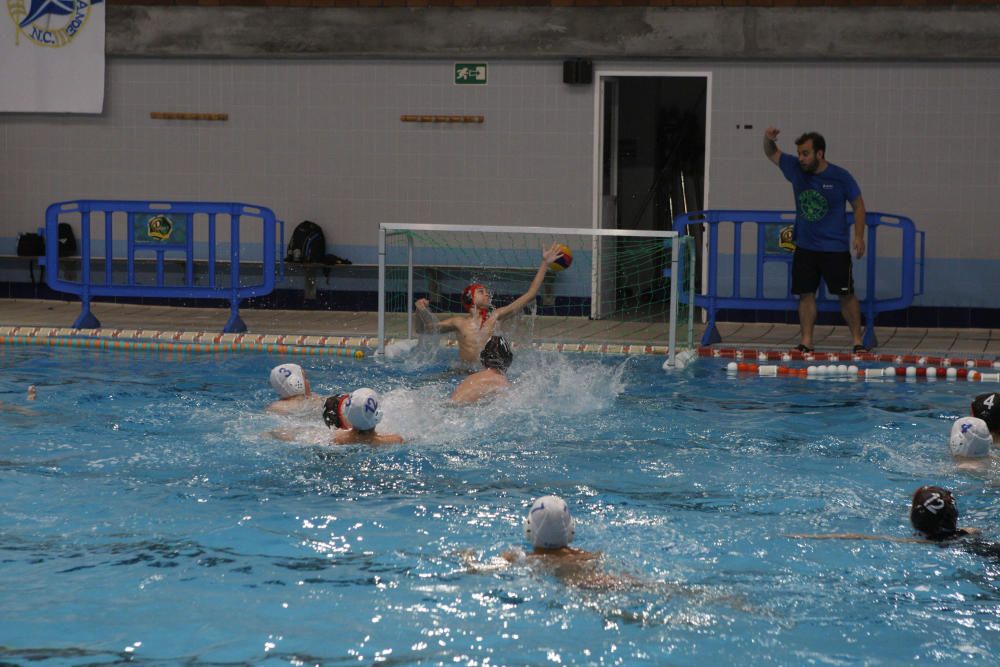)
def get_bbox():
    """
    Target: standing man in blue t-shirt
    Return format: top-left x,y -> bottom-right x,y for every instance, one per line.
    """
763,127 -> 868,354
